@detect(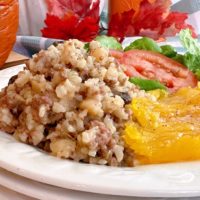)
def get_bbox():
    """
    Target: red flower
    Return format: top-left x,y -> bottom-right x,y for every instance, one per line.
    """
160,12 -> 197,38
42,0 -> 100,42
108,0 -> 196,41
45,0 -> 99,18
108,10 -> 135,42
